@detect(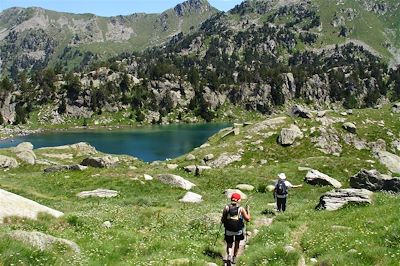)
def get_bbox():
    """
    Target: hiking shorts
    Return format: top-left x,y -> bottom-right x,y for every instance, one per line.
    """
225,233 -> 244,244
